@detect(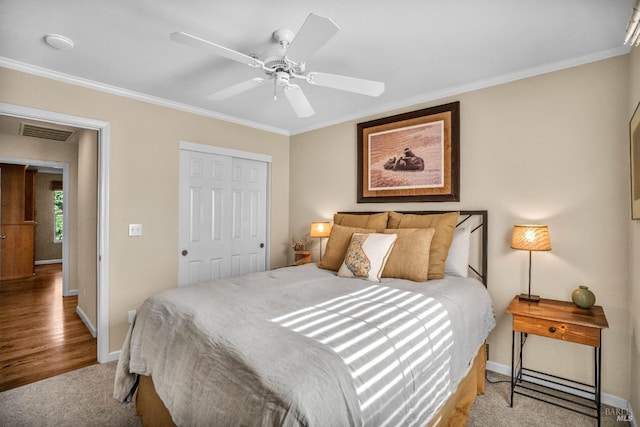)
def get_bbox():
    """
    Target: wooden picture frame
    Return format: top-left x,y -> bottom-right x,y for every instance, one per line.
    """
631,101 -> 640,220
357,102 -> 460,203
